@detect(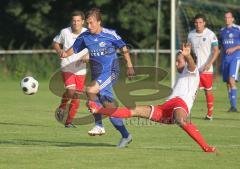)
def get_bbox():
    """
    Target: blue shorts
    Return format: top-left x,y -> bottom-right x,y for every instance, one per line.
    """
222,57 -> 240,82
94,71 -> 119,102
